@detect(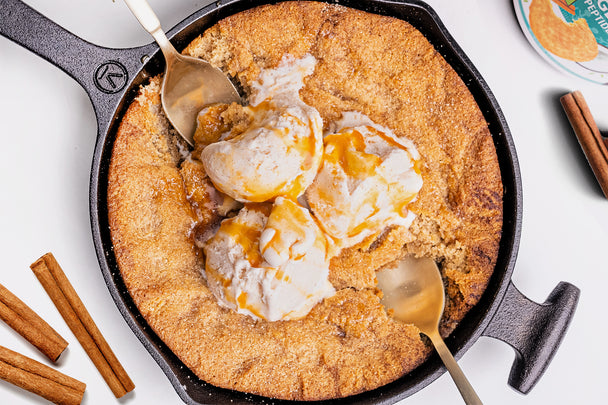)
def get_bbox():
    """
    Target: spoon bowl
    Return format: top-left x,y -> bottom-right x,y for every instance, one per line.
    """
377,256 -> 483,405
124,0 -> 241,146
